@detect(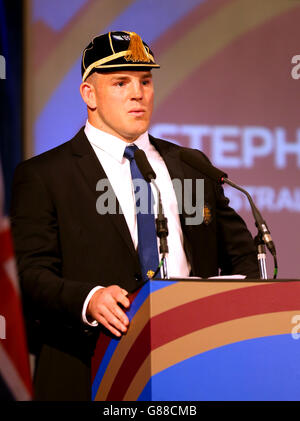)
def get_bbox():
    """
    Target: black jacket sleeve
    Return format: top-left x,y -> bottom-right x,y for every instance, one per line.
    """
10,160 -> 99,327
